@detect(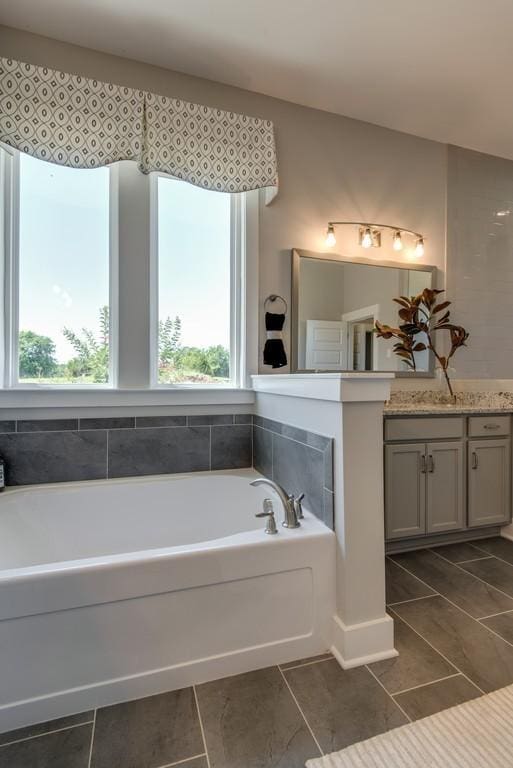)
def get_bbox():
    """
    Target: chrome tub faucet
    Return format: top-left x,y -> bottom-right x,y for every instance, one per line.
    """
250,478 -> 302,528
